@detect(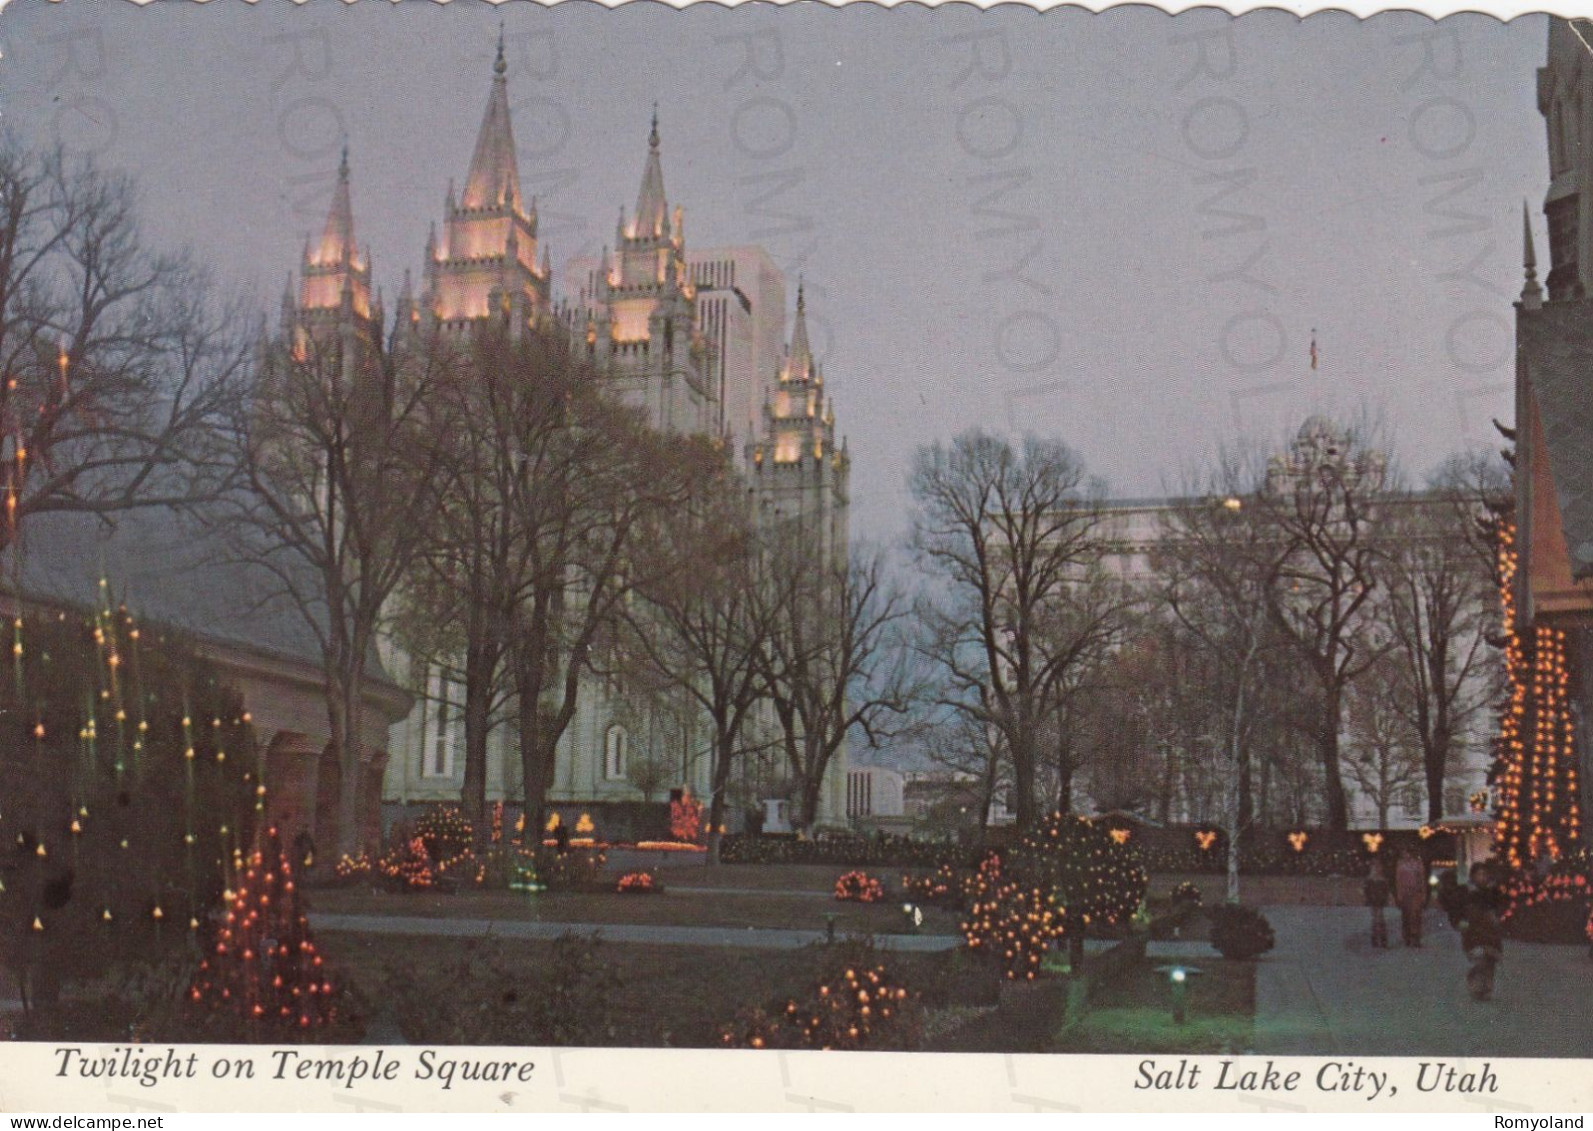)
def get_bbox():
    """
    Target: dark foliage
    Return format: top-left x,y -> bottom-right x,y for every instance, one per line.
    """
1209,904 -> 1276,960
